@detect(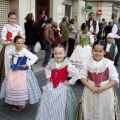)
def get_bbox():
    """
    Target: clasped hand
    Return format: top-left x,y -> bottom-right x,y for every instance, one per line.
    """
91,86 -> 107,93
